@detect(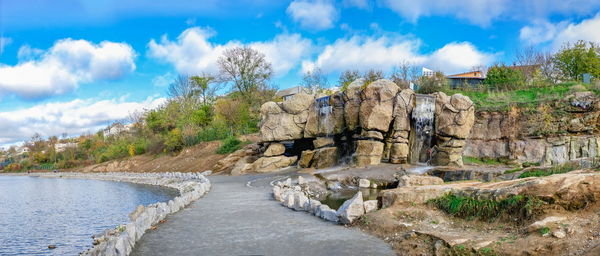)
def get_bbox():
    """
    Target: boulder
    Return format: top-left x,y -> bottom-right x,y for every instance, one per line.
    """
336,192 -> 365,224
309,199 -> 322,214
389,143 -> 409,164
354,140 -> 384,166
363,200 -> 378,213
359,79 -> 399,132
264,143 -> 285,156
528,216 -> 567,233
311,147 -> 338,169
319,205 -> 339,222
432,92 -> 475,167
281,93 -> 314,114
342,79 -> 365,130
293,192 -> 309,211
397,175 -> 444,187
247,156 -> 298,173
298,150 -> 315,168
313,137 -> 335,148
259,102 -> 305,142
